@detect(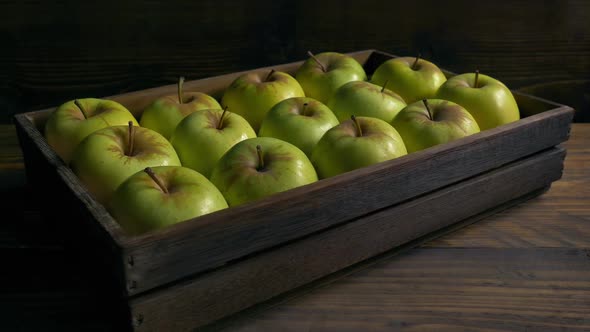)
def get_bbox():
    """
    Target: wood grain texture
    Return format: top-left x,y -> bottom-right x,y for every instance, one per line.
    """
0,123 -> 26,194
12,115 -> 130,299
14,50 -> 574,296
0,125 -> 587,331
215,248 -> 590,332
1,0 -> 589,122
518,80 -> 590,123
293,0 -> 590,87
3,125 -> 587,251
13,114 -> 126,242
0,124 -> 23,170
0,0 -> 297,120
425,124 -> 590,248
122,103 -> 572,295
129,148 -> 564,331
